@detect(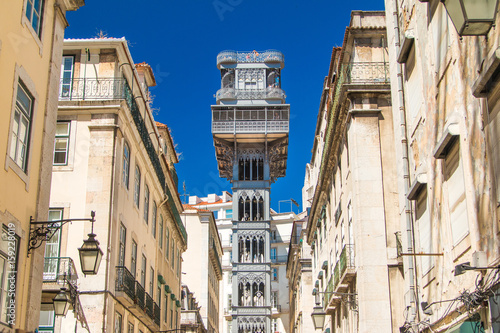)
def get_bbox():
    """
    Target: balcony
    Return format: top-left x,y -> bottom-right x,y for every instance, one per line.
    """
115,266 -> 136,304
43,257 -> 78,284
345,62 -> 389,84
146,293 -> 154,319
212,107 -> 289,135
217,50 -> 284,68
135,281 -> 146,310
59,78 -> 126,100
209,239 -> 223,279
154,302 -> 161,326
216,87 -> 286,102
270,255 -> 288,264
